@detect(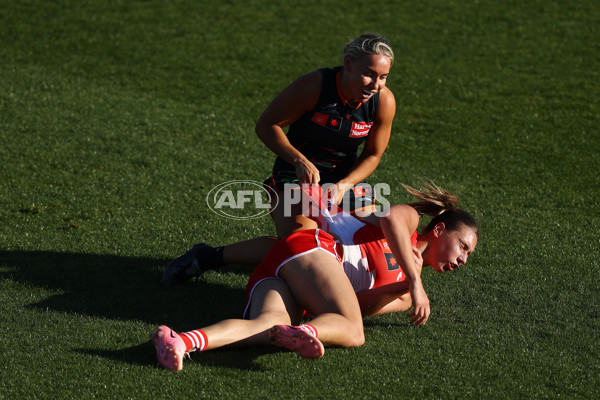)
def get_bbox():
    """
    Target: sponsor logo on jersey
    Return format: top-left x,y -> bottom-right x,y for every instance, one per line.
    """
353,186 -> 366,197
350,121 -> 373,137
396,271 -> 404,281
312,112 -> 343,131
312,112 -> 329,126
385,252 -> 400,271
